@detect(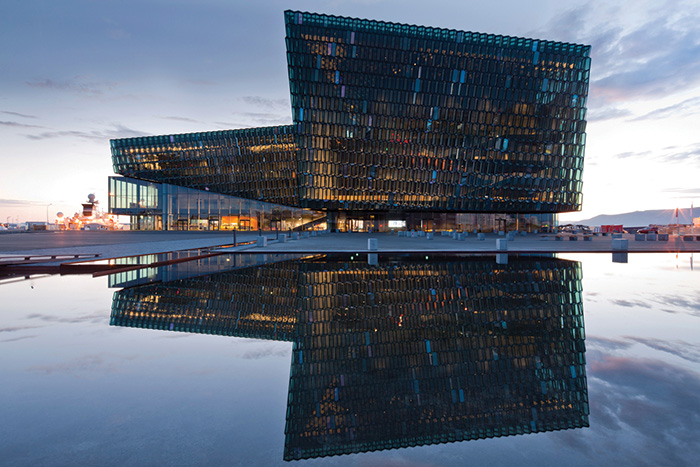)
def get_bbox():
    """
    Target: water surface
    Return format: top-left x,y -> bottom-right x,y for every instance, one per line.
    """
1,253 -> 698,466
